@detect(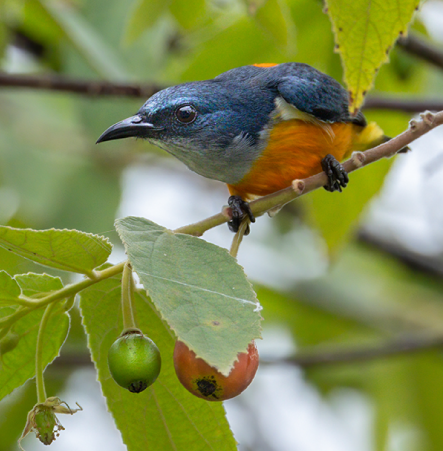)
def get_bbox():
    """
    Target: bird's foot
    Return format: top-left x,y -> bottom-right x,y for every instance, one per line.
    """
321,154 -> 349,192
227,196 -> 255,235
